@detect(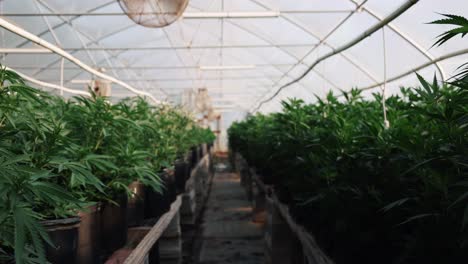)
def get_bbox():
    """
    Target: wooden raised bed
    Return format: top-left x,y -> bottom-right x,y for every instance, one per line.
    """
106,151 -> 214,264
124,195 -> 182,264
235,153 -> 334,264
181,153 -> 214,225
